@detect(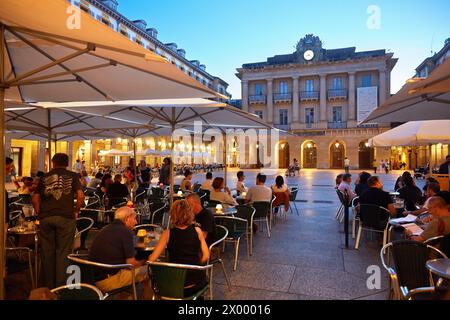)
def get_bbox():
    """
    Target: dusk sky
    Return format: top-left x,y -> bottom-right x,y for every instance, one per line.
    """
120,0 -> 450,98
